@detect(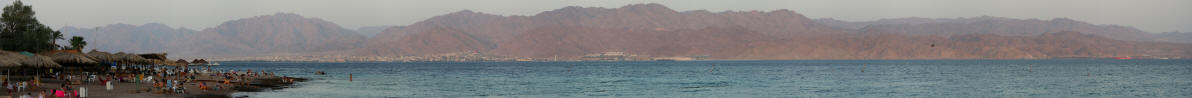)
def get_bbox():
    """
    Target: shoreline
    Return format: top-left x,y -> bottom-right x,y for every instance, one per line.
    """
209,58 -> 1175,63
2,74 -> 309,98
